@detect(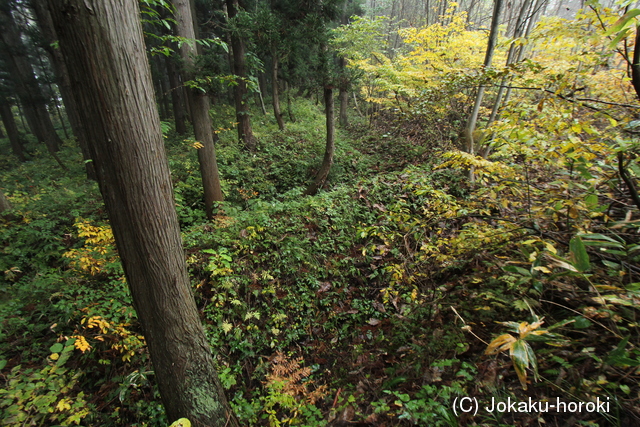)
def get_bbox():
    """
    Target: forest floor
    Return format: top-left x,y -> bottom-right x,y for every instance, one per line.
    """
0,99 -> 639,426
